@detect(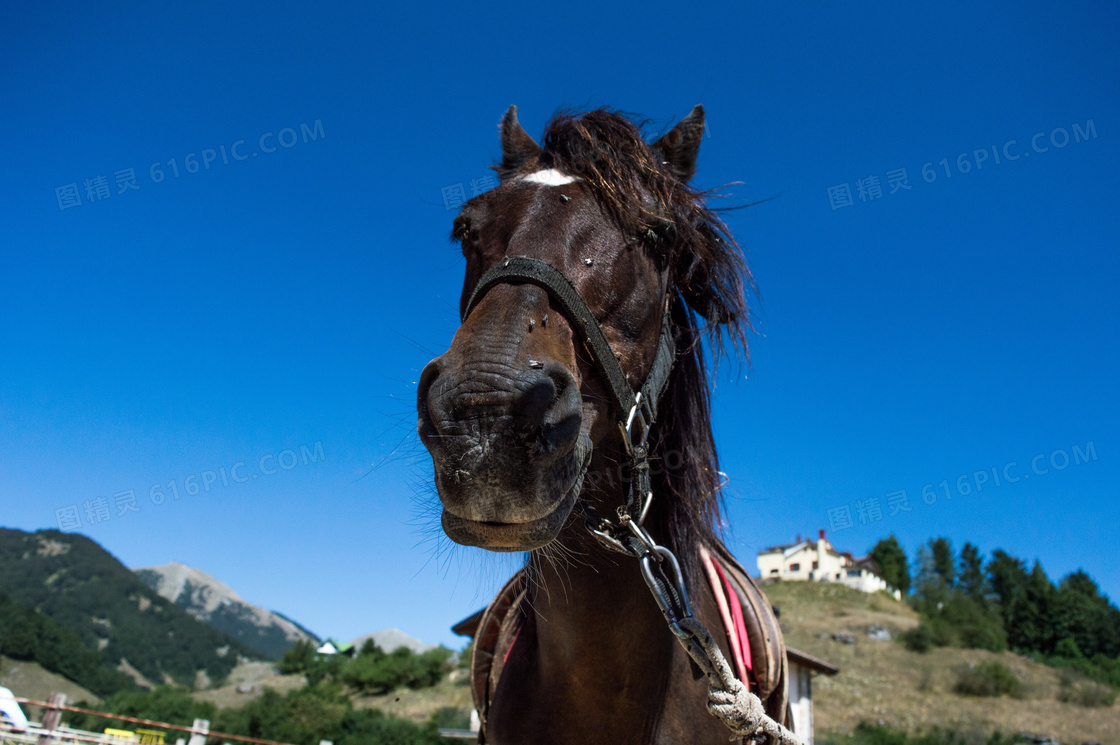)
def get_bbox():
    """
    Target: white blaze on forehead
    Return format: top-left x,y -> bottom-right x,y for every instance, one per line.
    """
521,169 -> 580,186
